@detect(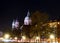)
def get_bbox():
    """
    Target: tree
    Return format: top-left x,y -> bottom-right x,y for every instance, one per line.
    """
31,11 -> 49,38
22,11 -> 49,39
